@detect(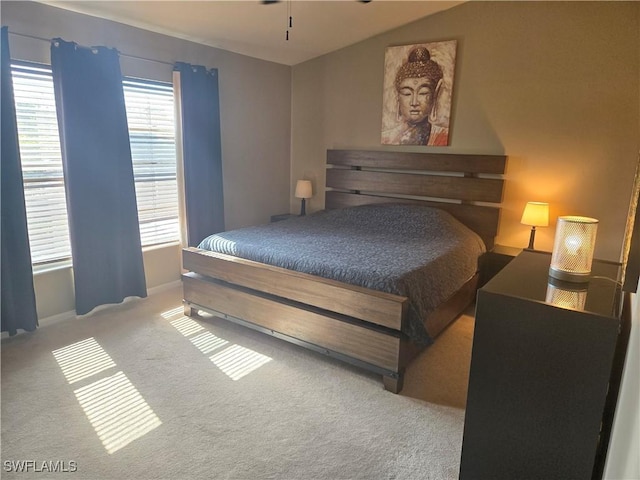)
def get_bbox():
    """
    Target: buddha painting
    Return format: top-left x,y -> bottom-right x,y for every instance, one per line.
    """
381,41 -> 457,146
